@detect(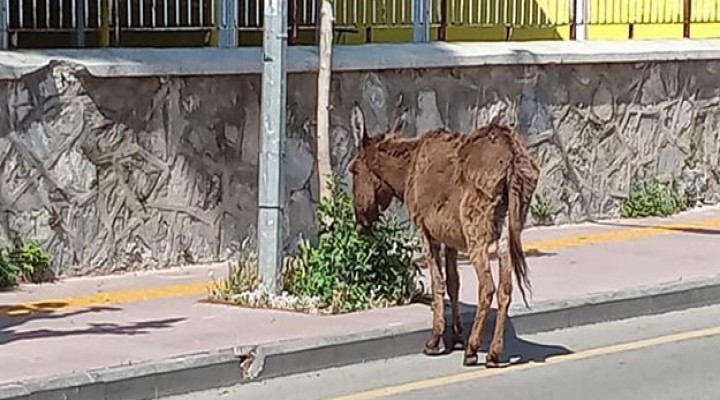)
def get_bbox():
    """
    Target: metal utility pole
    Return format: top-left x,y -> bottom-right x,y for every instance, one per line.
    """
257,0 -> 288,294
